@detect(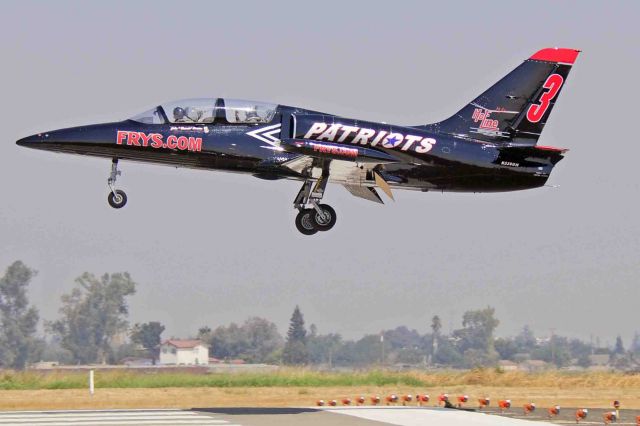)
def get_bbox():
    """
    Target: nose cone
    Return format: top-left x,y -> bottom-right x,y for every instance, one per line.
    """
16,133 -> 44,147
